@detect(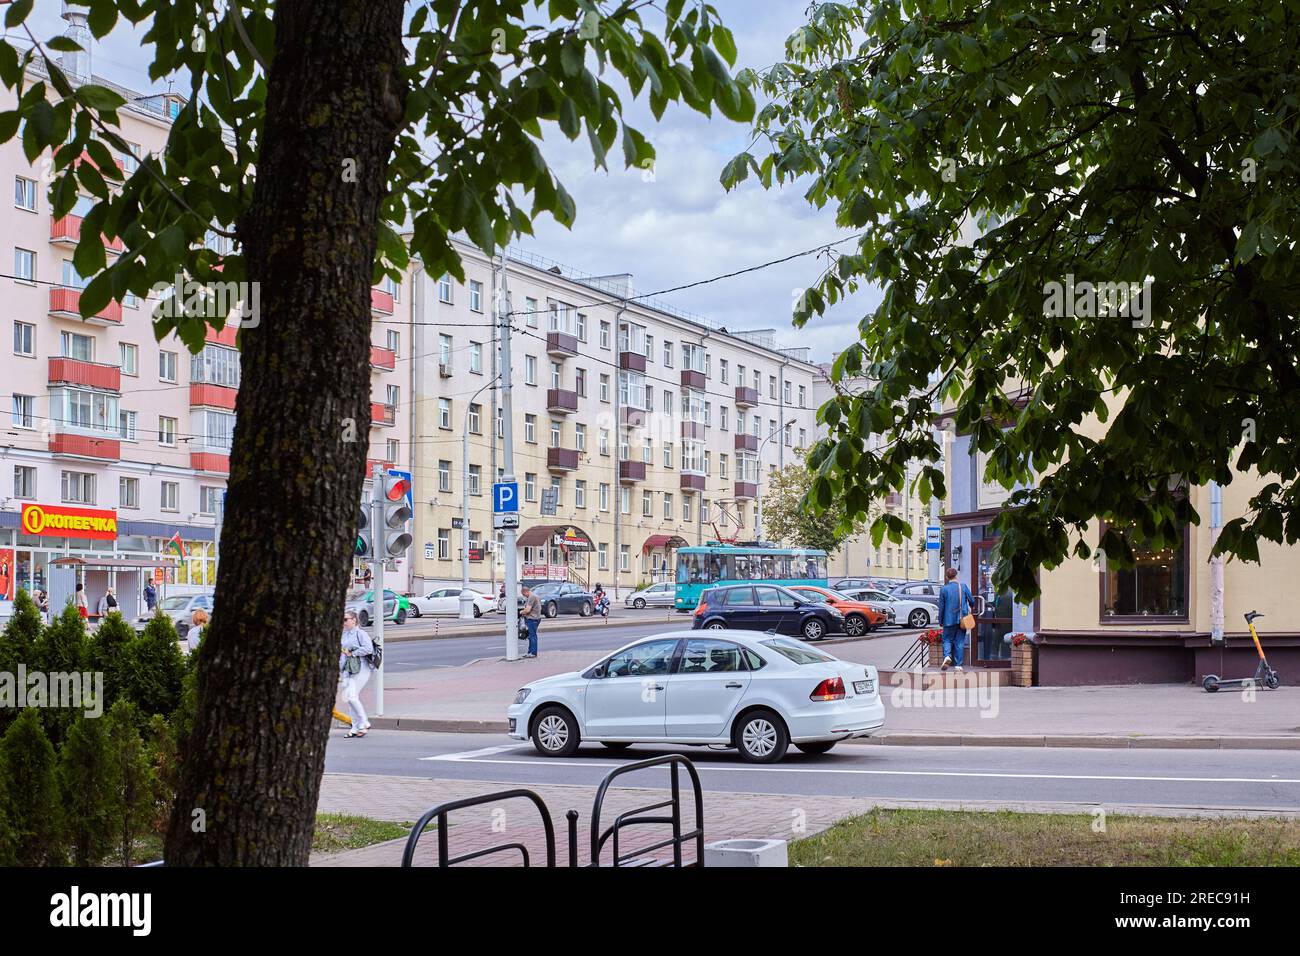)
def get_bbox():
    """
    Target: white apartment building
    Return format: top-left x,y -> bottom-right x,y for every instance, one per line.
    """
0,26 -> 406,615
